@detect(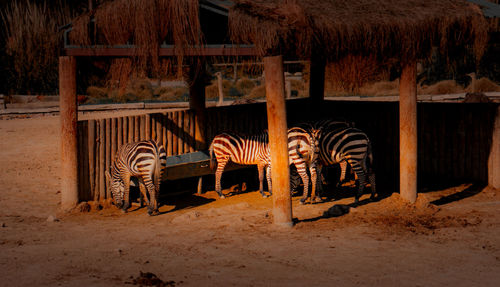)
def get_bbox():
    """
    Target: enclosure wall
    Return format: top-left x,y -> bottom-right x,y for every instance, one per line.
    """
77,100 -> 498,202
